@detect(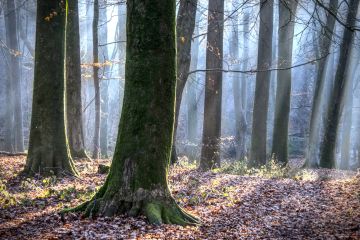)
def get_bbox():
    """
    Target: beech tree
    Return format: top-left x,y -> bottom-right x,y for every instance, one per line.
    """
249,0 -> 273,167
69,0 -> 199,225
66,0 -> 89,159
199,0 -> 224,170
171,0 -> 198,164
24,0 -> 77,176
319,0 -> 360,168
271,0 -> 298,164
